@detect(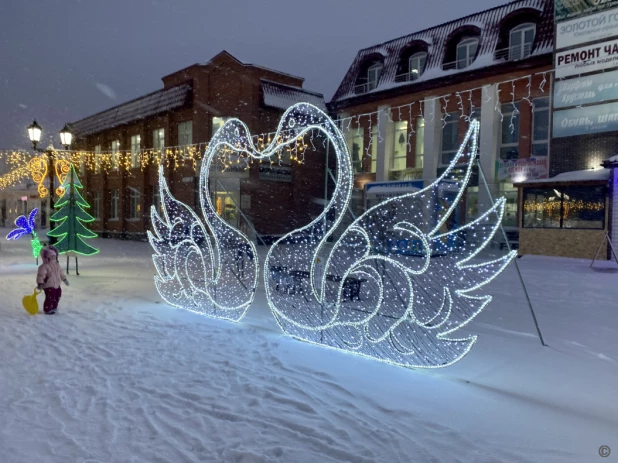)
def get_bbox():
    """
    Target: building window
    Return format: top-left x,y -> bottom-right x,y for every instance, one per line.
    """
456,38 -> 479,69
152,185 -> 162,216
441,112 -> 459,165
178,121 -> 193,146
130,135 -> 140,168
94,144 -> 102,173
110,189 -> 119,220
92,191 -> 100,219
392,121 -> 408,171
371,126 -> 378,173
129,188 -> 141,219
153,128 -> 164,151
510,23 -> 535,60
367,63 -> 383,91
523,186 -> 605,229
532,97 -> 549,156
415,117 -> 425,169
212,117 -> 230,136
345,127 -> 364,174
111,139 -> 120,170
408,52 -> 427,80
500,103 -> 520,161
